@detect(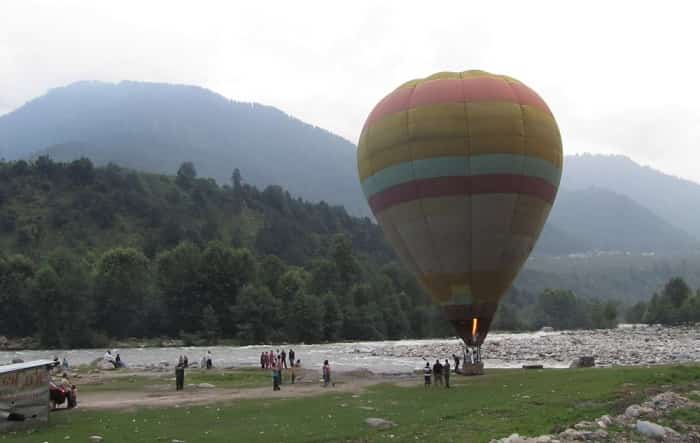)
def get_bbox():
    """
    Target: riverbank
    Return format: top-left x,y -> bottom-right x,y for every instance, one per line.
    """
3,365 -> 699,442
2,325 -> 698,373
